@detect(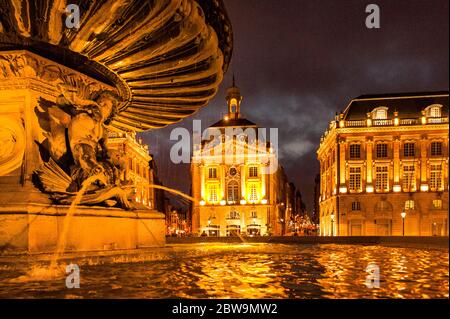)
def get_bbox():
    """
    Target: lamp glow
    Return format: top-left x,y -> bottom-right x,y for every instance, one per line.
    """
261,198 -> 268,205
220,199 -> 226,206
421,116 -> 427,125
394,117 -> 399,126
420,184 -> 429,192
393,185 -> 401,192
199,200 -> 206,206
240,199 -> 247,205
339,186 -> 347,194
366,185 -> 374,193
401,211 -> 406,219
